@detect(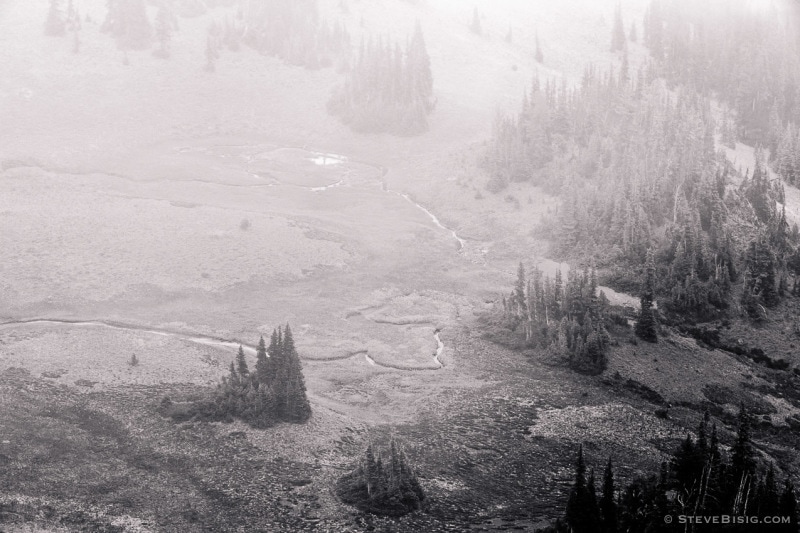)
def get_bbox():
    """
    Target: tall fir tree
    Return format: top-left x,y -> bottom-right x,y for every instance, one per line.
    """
565,445 -> 602,533
730,403 -> 757,508
611,3 -> 626,52
255,335 -> 268,382
102,0 -> 153,51
153,5 -> 174,58
470,7 -> 482,35
779,480 -> 798,533
535,31 -> 544,64
600,458 -> 618,533
635,247 -> 658,342
235,345 -> 249,377
280,324 -> 312,422
45,0 -> 66,36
